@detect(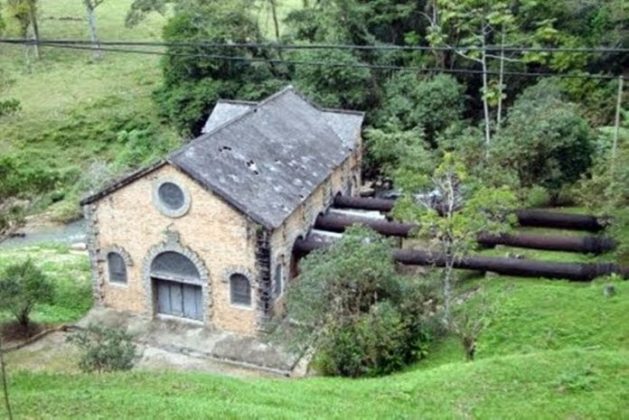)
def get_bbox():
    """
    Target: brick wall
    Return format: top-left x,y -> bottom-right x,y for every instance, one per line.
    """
88,164 -> 260,335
